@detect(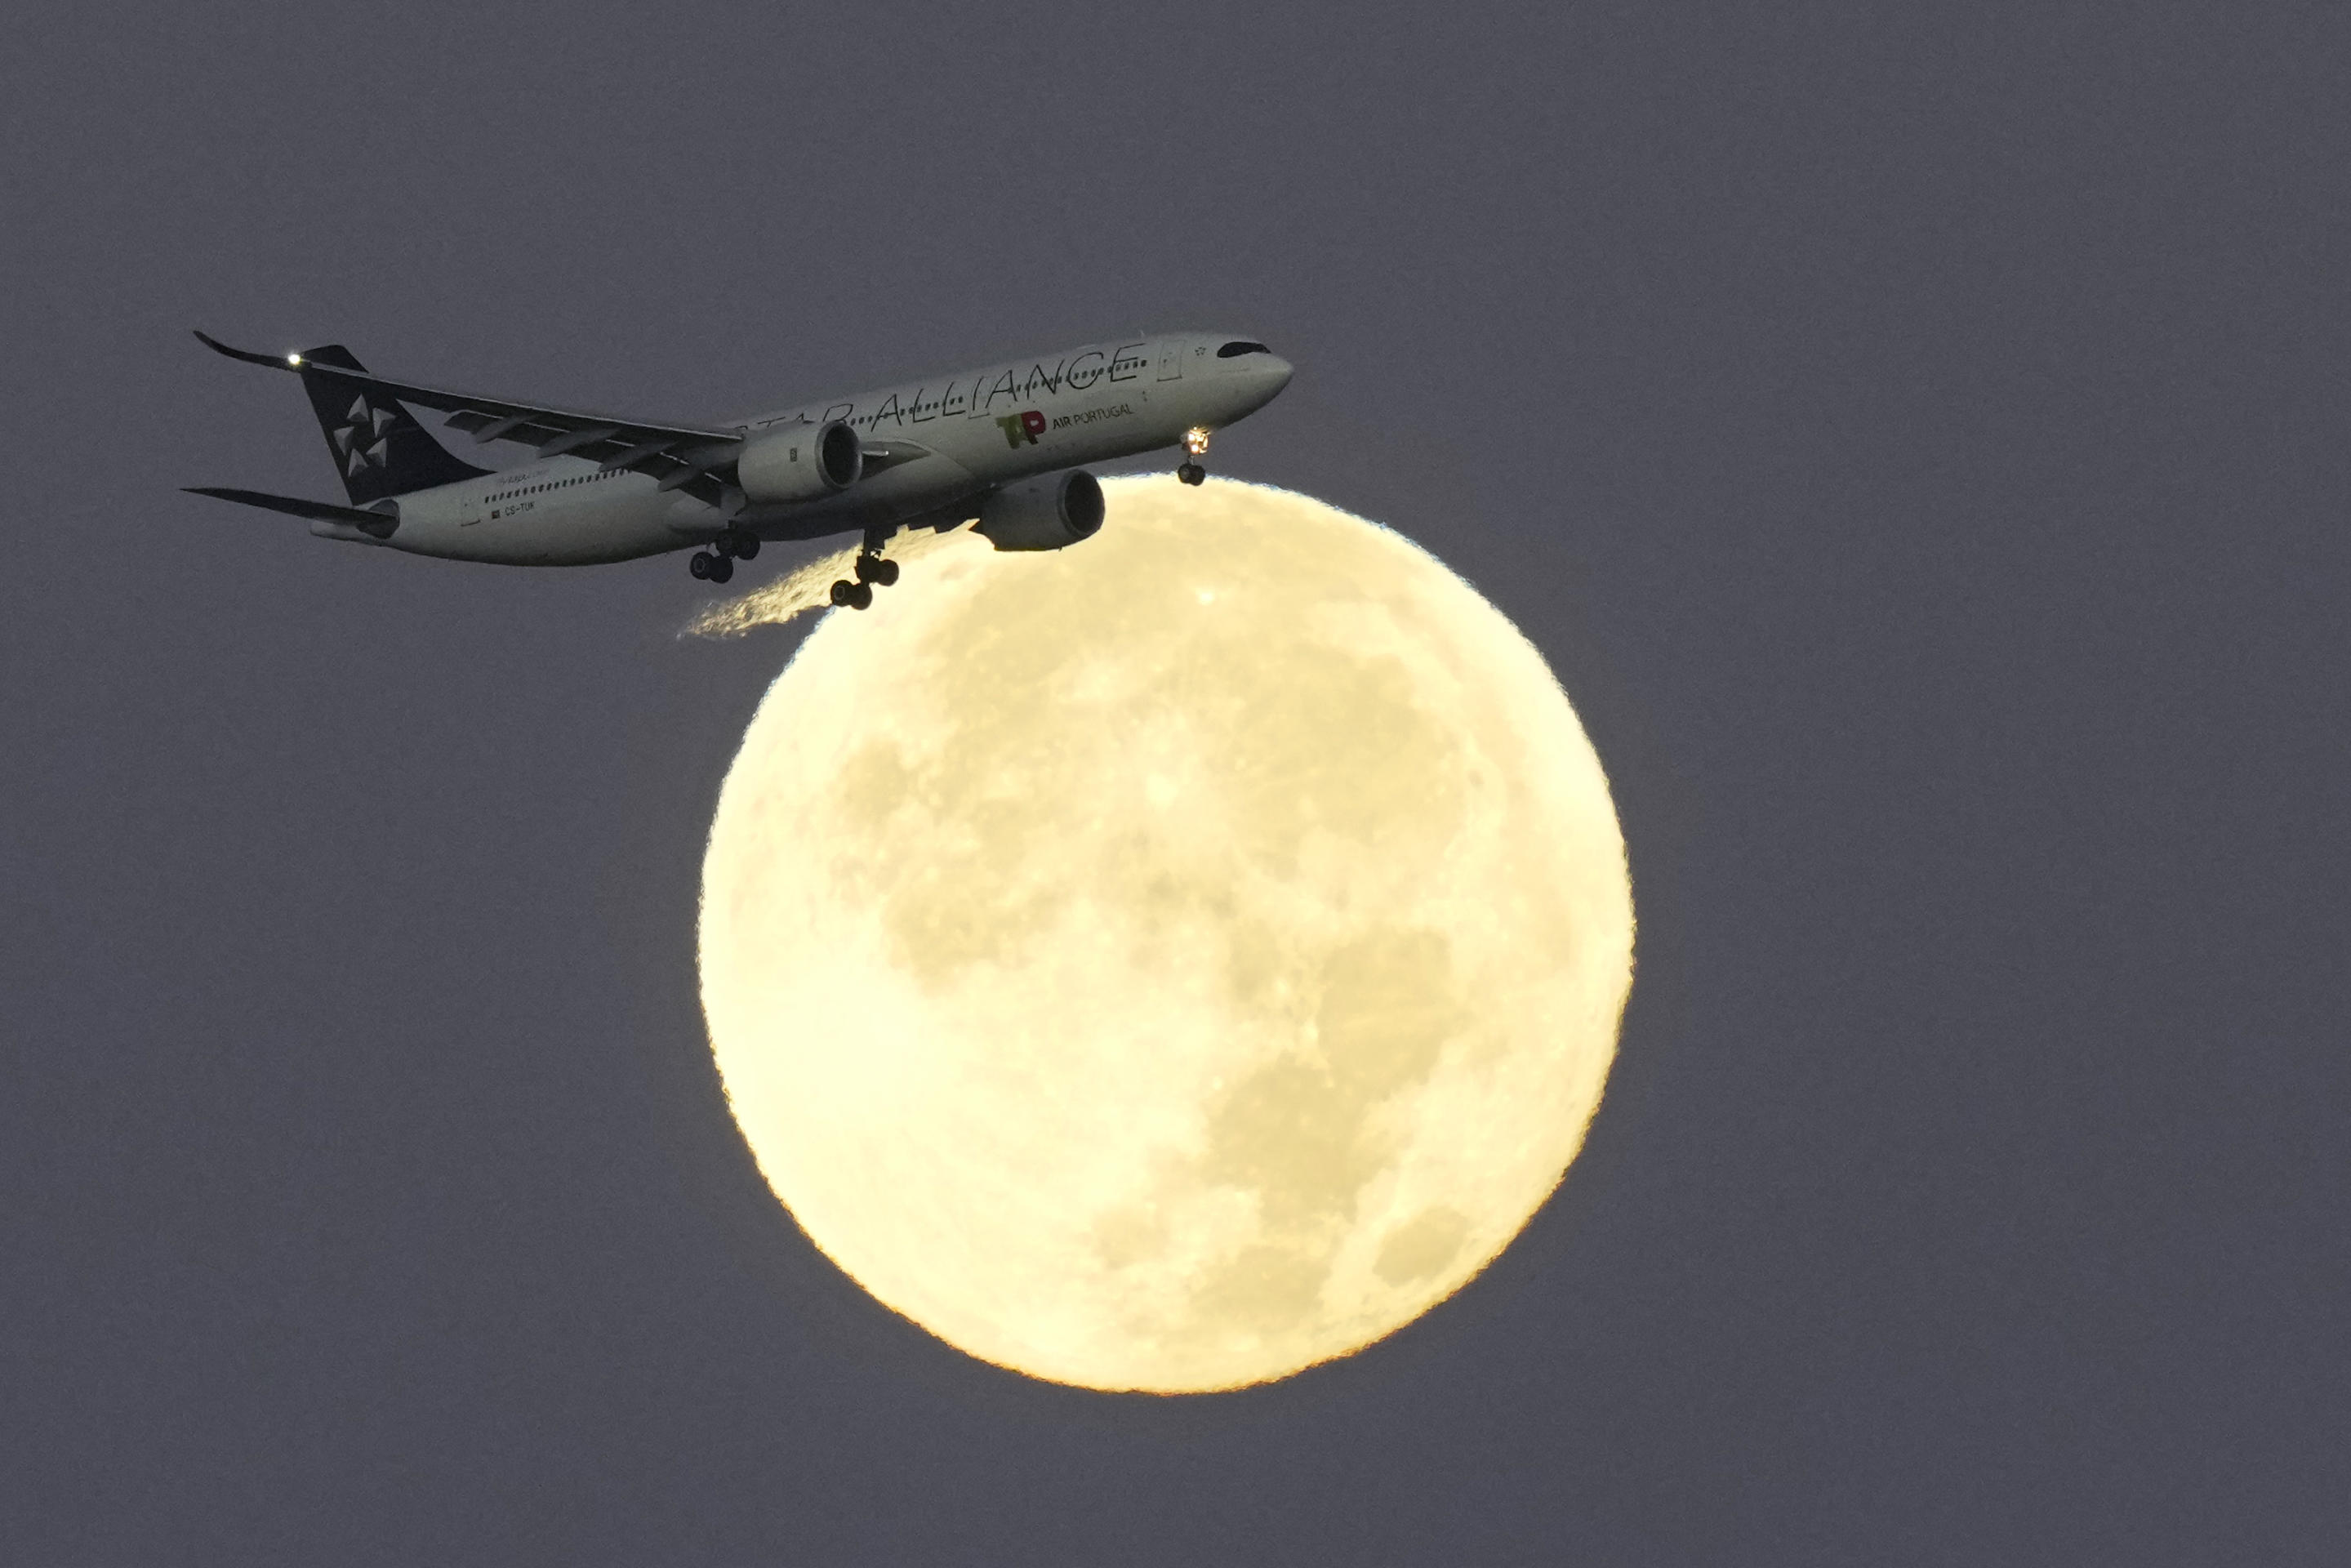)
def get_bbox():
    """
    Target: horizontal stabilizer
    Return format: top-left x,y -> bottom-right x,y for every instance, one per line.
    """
184,487 -> 399,537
